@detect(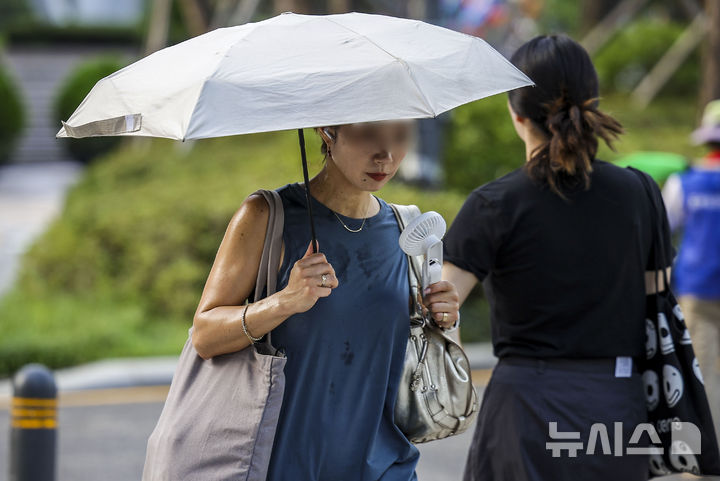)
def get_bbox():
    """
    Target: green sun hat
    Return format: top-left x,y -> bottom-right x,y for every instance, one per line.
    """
613,151 -> 688,184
